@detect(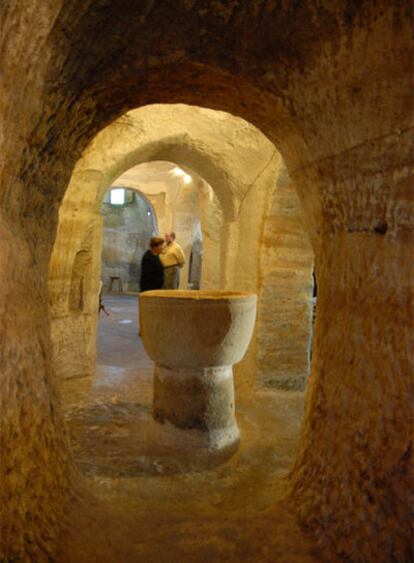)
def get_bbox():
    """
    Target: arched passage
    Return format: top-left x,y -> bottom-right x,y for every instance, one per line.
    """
1,4 -> 412,561
107,161 -> 206,290
49,104 -> 314,399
